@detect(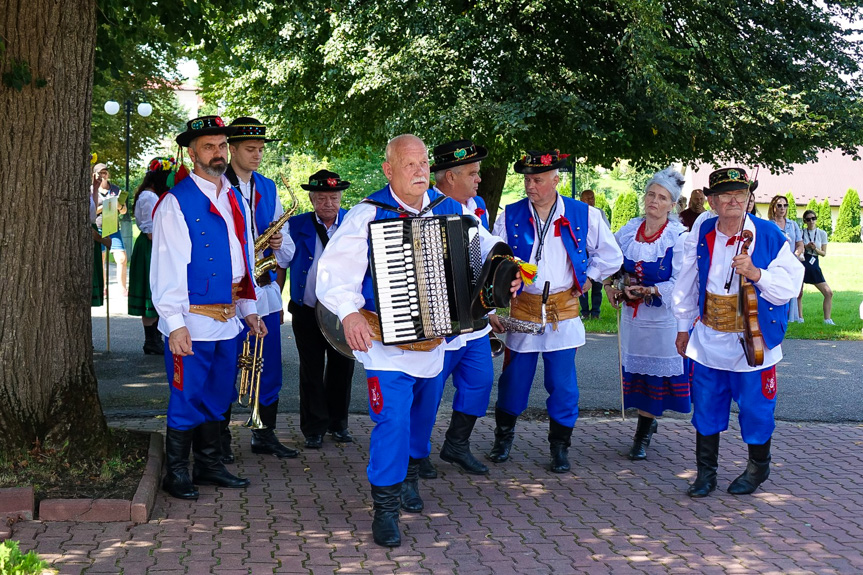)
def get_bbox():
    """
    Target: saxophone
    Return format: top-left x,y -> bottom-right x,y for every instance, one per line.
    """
253,175 -> 300,282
